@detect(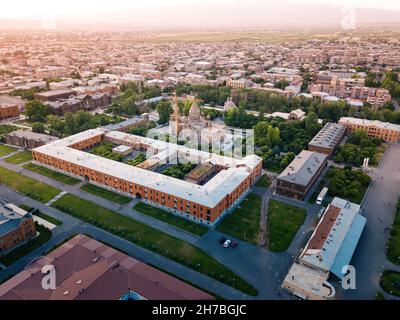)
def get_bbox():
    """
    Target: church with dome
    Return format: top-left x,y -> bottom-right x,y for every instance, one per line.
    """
170,95 -> 212,138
